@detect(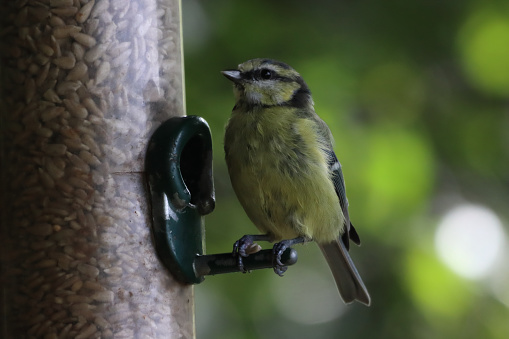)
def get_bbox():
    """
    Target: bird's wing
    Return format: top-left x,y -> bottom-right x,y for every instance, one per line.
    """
324,150 -> 349,219
311,115 -> 361,248
324,149 -> 361,249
